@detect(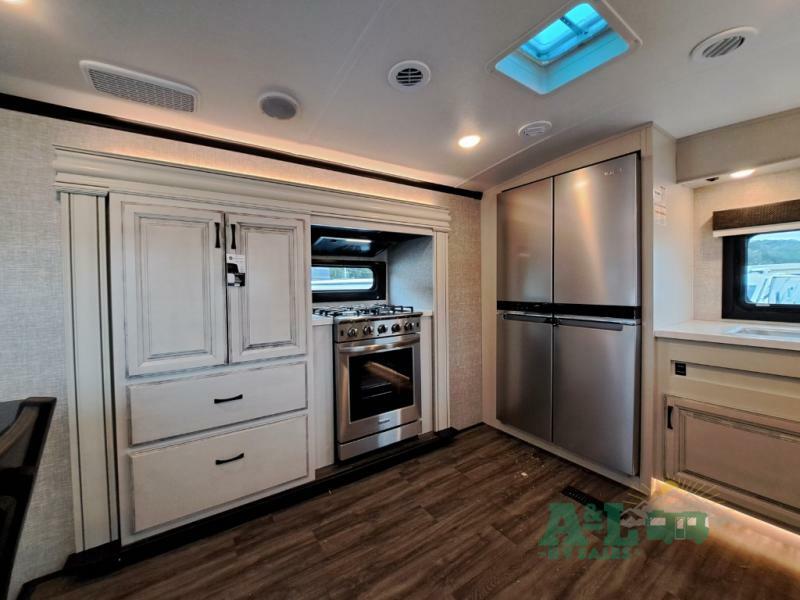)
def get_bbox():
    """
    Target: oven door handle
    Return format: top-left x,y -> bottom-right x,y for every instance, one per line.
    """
337,337 -> 419,355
